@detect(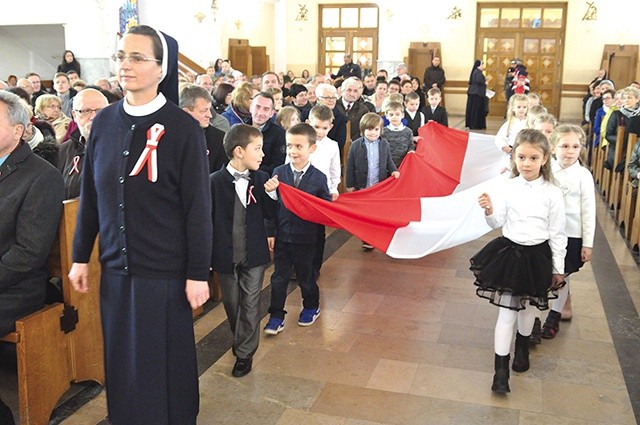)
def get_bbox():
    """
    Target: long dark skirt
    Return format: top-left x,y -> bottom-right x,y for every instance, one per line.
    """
465,94 -> 487,130
100,271 -> 199,425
